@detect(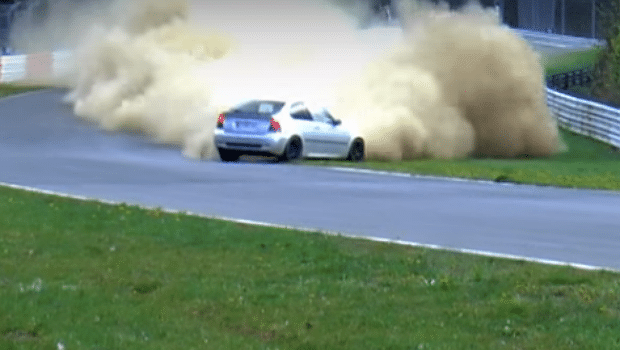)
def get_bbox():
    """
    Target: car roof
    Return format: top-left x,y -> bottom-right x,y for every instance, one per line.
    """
232,99 -> 329,114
